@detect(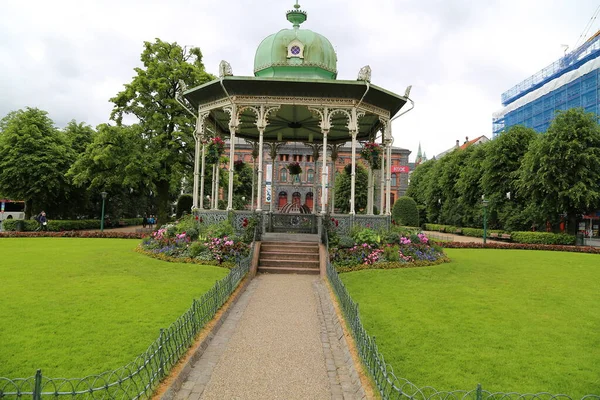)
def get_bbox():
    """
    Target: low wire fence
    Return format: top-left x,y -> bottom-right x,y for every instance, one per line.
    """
323,232 -> 600,400
0,254 -> 251,400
